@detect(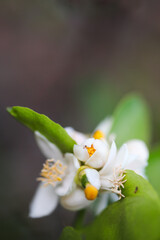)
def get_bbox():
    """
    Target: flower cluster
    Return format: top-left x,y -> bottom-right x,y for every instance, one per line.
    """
29,119 -> 149,218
